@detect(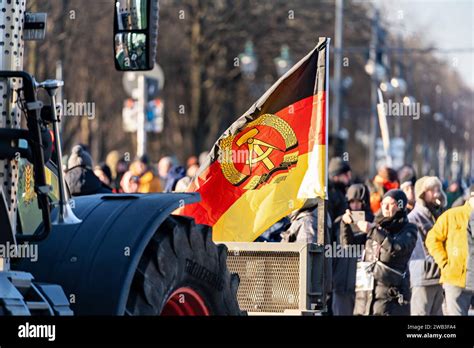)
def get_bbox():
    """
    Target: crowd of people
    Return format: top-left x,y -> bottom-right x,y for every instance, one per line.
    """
61,144 -> 474,316
283,157 -> 473,316
63,144 -> 206,196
